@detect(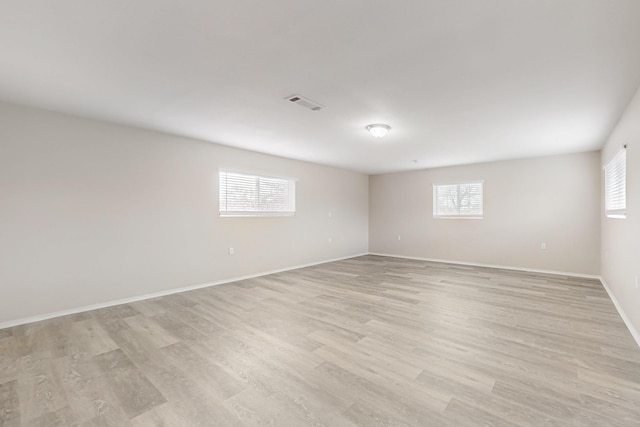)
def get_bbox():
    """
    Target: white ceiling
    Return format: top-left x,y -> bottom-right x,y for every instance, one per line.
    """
1,1 -> 640,174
